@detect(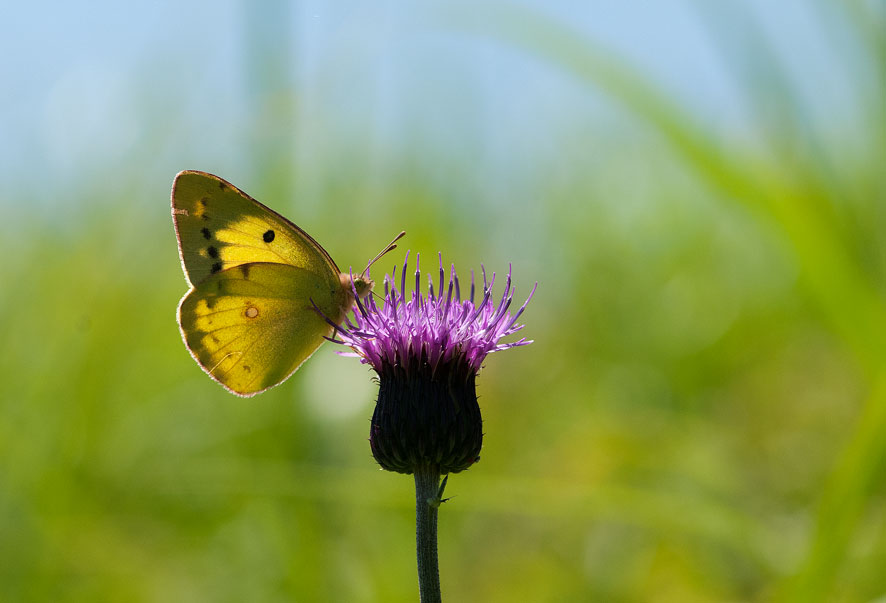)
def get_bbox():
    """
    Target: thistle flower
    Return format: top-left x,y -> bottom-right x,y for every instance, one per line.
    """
329,252 -> 536,475
325,251 -> 535,602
